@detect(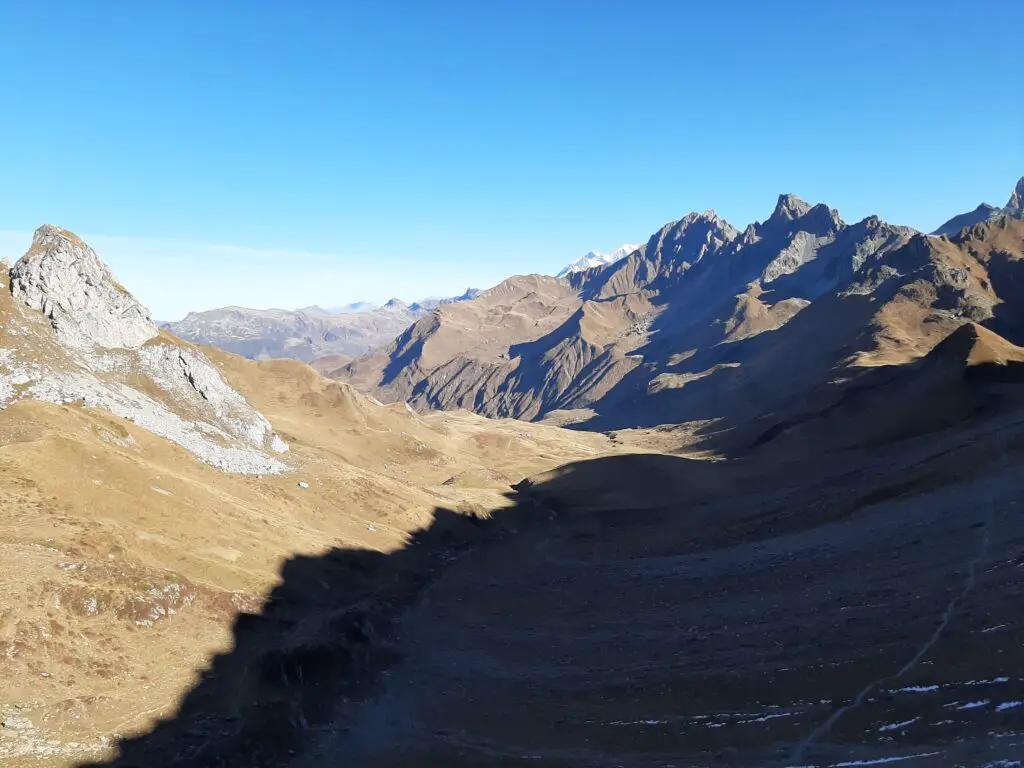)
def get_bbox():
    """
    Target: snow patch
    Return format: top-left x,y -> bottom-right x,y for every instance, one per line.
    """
955,699 -> 990,710
981,624 -> 1008,633
831,753 -> 942,766
878,718 -> 919,732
